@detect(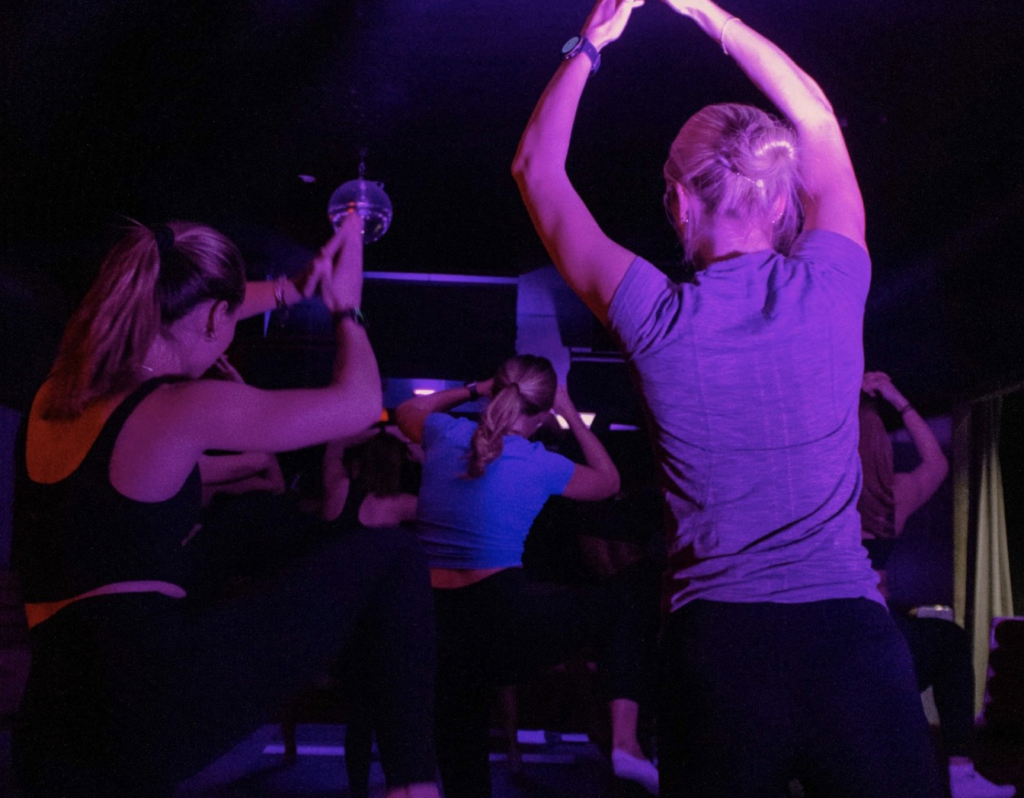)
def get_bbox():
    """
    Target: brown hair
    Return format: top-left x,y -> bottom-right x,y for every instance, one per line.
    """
857,395 -> 896,538
42,221 -> 246,419
465,355 -> 556,479
360,432 -> 410,497
664,103 -> 802,265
